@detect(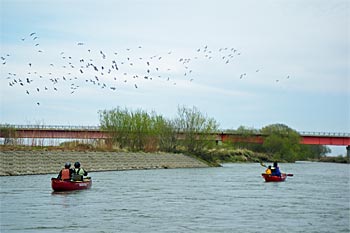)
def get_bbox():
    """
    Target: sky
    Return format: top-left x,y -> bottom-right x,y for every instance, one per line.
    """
0,0 -> 349,155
